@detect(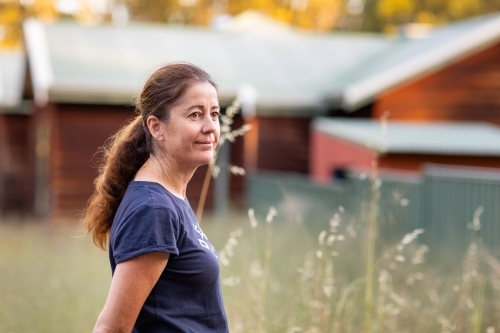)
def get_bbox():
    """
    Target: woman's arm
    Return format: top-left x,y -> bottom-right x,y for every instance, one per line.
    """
93,252 -> 170,333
